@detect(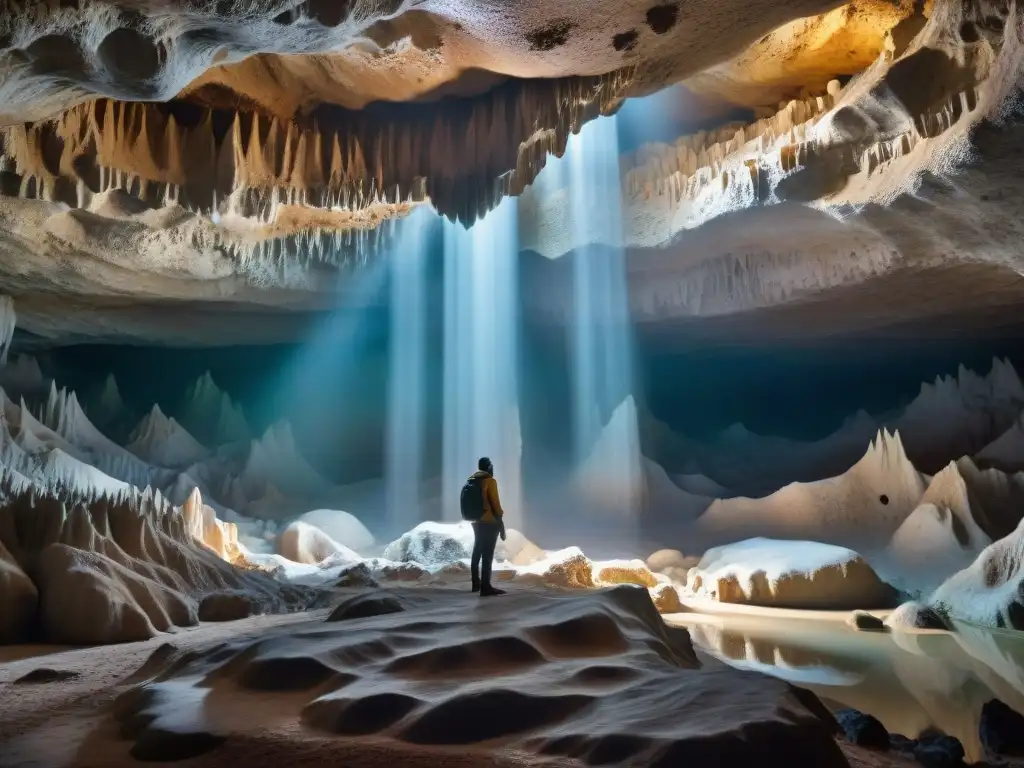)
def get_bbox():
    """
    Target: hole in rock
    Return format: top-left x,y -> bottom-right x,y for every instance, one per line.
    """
527,19 -> 574,51
305,0 -> 357,27
959,21 -> 981,42
879,494 -> 889,506
646,3 -> 679,34
98,28 -> 161,82
613,30 -> 639,51
26,34 -> 85,77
